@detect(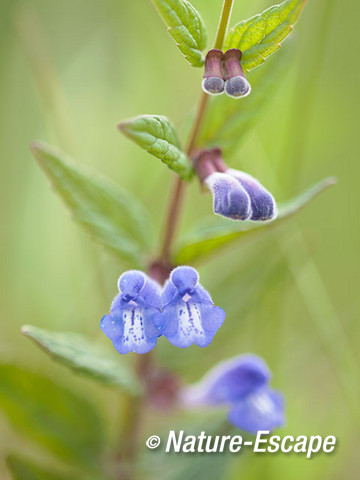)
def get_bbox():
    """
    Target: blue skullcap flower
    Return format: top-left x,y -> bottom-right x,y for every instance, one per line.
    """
204,172 -> 251,220
204,170 -> 277,222
154,266 -> 225,348
182,355 -> 285,434
100,270 -> 162,354
227,169 -> 277,221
